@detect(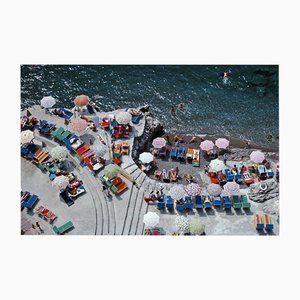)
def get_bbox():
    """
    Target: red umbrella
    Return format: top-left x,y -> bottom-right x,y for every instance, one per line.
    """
74,95 -> 90,107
